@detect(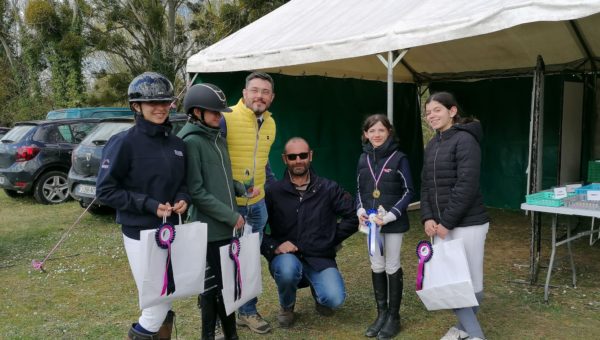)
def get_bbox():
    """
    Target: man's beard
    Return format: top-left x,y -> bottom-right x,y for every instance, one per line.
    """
289,165 -> 308,176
